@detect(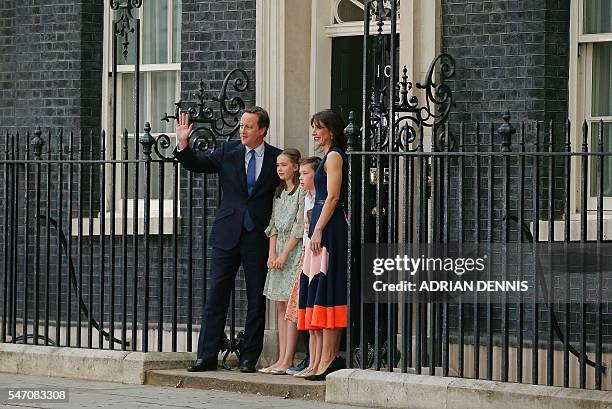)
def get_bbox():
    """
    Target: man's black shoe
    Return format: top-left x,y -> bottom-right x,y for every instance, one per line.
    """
187,359 -> 217,372
239,360 -> 257,373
